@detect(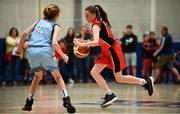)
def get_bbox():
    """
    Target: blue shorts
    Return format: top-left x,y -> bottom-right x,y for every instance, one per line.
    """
26,47 -> 59,72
